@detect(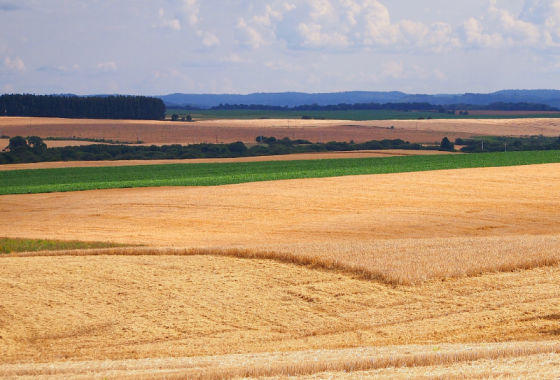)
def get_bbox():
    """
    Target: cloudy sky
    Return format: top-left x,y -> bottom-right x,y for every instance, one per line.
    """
1,0 -> 560,95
